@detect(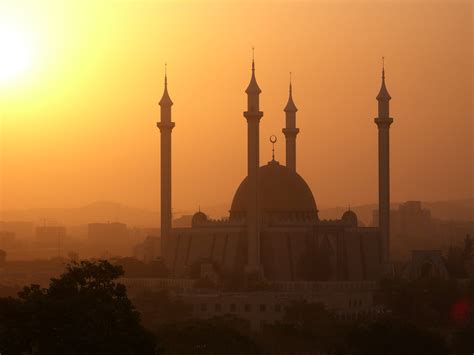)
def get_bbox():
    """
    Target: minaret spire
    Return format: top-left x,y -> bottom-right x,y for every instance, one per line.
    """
289,71 -> 292,92
283,72 -> 299,171
374,59 -> 394,268
246,48 -> 261,96
157,65 -> 175,265
243,50 -> 263,275
377,57 -> 391,103
159,63 -> 173,107
252,46 -> 255,71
